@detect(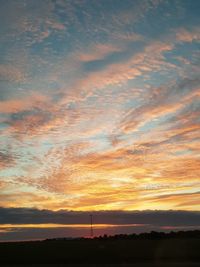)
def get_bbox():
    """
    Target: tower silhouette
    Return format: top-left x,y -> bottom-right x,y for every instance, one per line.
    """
90,214 -> 93,238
